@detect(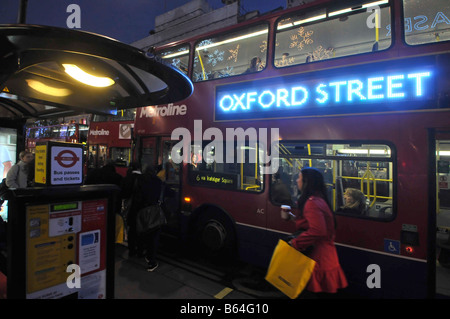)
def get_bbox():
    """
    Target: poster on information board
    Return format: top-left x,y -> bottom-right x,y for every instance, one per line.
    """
25,198 -> 108,299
